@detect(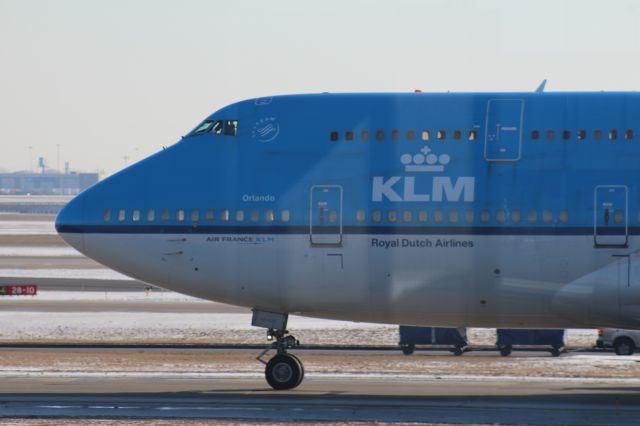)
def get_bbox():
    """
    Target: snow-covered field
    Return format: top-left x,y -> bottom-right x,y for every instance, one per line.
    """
0,290 -> 599,347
